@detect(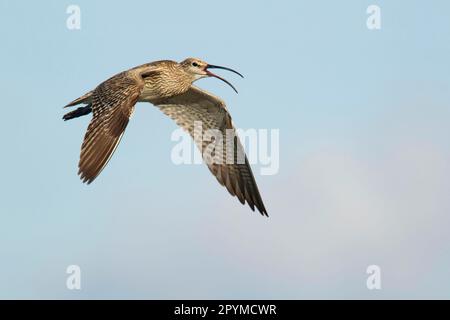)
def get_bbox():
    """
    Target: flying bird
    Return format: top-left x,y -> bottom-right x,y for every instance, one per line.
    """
63,58 -> 267,216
